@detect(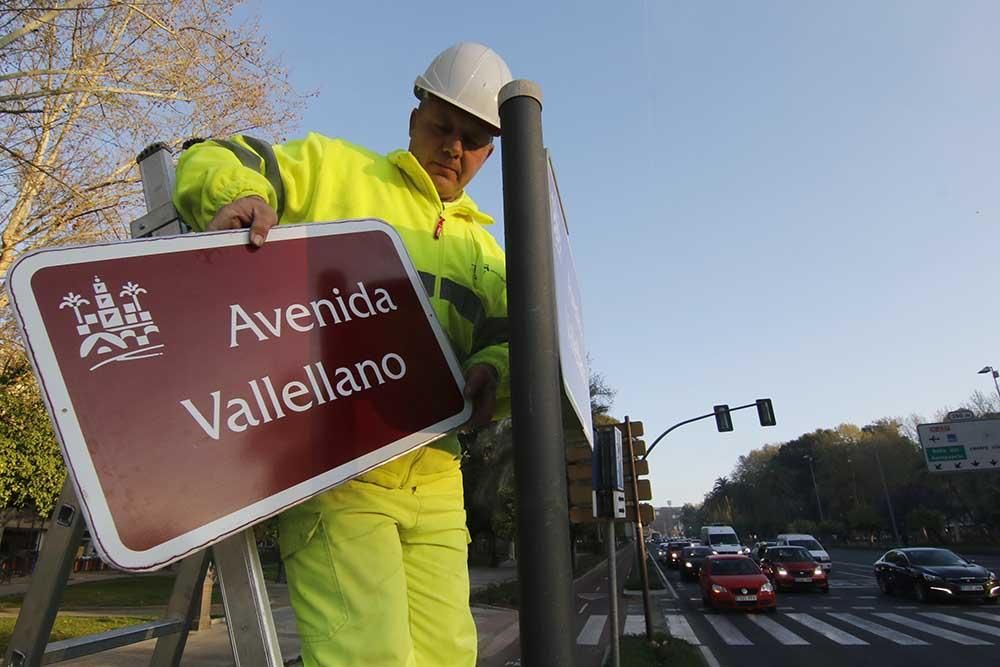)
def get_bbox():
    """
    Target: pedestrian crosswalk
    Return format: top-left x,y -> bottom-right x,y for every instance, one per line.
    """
574,606 -> 1000,649
675,608 -> 1000,648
